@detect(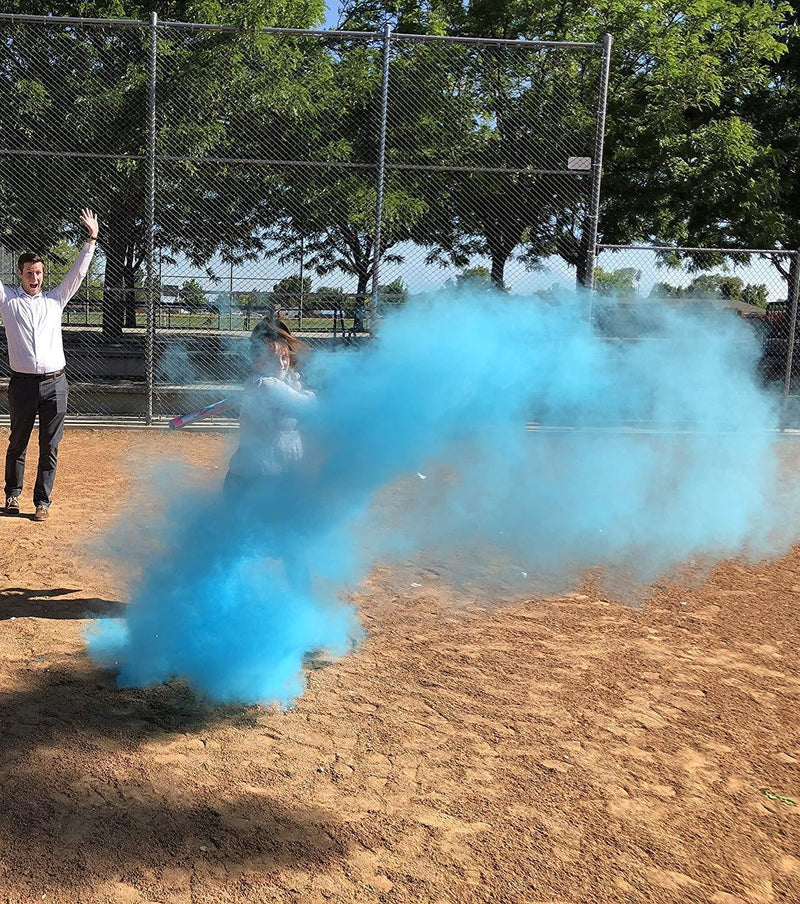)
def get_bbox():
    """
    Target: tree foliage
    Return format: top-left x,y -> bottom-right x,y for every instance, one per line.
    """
179,277 -> 206,310
650,275 -> 769,307
0,0 -> 796,335
340,0 -> 793,286
0,1 -> 327,338
594,266 -> 640,298
377,277 -> 408,306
